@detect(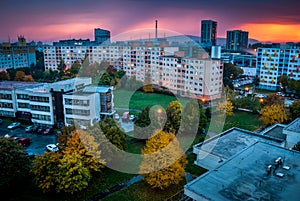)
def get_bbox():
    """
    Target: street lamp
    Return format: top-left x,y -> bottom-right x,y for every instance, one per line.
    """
259,98 -> 264,103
